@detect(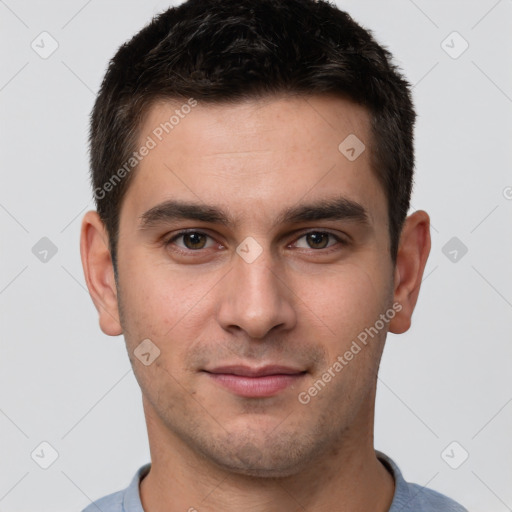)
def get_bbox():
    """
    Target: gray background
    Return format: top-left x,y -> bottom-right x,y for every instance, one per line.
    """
1,0 -> 511,510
